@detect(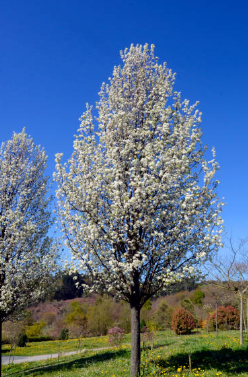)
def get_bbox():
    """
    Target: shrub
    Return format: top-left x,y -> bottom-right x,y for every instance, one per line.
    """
59,328 -> 69,340
141,326 -> 153,344
198,318 -> 204,329
28,336 -> 53,342
209,305 -> 239,330
171,307 -> 195,335
140,319 -> 146,332
107,327 -> 125,347
17,333 -> 28,347
26,321 -> 45,338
